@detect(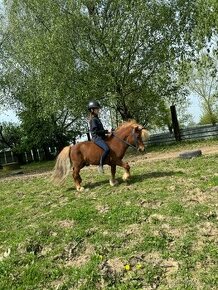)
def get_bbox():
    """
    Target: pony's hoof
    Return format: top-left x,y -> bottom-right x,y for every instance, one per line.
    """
76,186 -> 84,192
110,179 -> 118,186
122,173 -> 130,181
